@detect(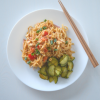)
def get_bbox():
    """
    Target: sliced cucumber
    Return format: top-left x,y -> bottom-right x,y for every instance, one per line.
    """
47,65 -> 55,76
61,66 -> 68,78
48,57 -> 58,67
60,54 -> 66,62
68,62 -> 73,71
69,57 -> 75,62
38,55 -> 74,83
60,54 -> 69,66
66,71 -> 73,78
61,72 -> 67,78
49,77 -> 54,82
61,63 -> 67,67
48,61 -> 52,67
55,66 -> 62,76
39,74 -> 48,80
40,65 -> 47,75
53,76 -> 58,84
62,66 -> 68,73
